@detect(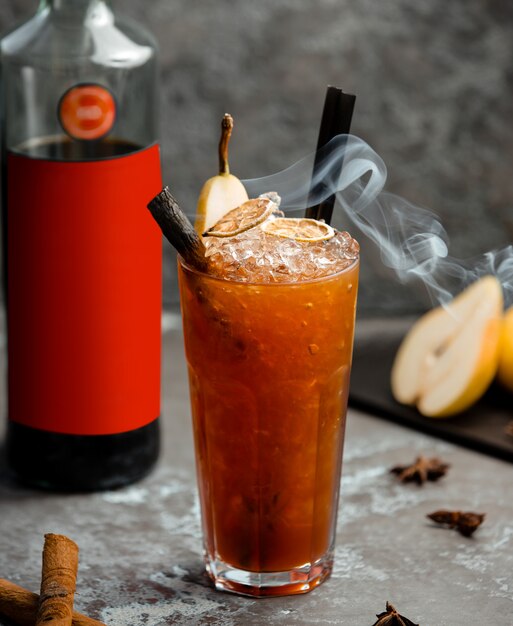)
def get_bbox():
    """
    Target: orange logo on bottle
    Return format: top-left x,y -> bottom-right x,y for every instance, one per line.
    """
58,84 -> 116,141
